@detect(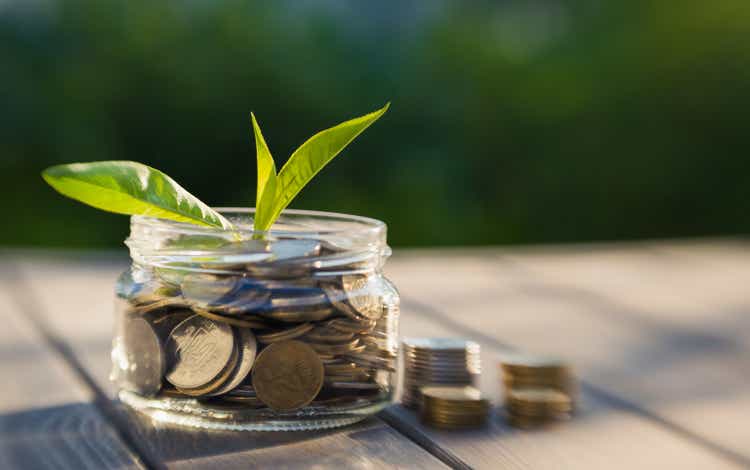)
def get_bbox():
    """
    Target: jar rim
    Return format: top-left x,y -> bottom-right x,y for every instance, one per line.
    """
131,208 -> 386,239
